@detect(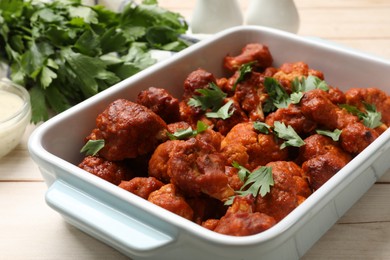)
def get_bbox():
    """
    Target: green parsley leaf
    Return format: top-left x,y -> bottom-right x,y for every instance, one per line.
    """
273,121 -> 305,149
362,102 -> 382,129
290,91 -> 304,104
263,77 -> 290,113
80,139 -> 105,156
167,121 -> 209,140
205,100 -> 235,120
224,195 -> 236,206
253,121 -> 304,149
29,86 -> 49,123
340,104 -> 361,115
68,5 -> 98,24
40,65 -> 57,89
232,61 -> 255,91
188,82 -> 227,111
145,26 -> 189,52
316,129 -> 342,141
167,127 -> 194,140
232,161 -> 251,182
45,84 -> 71,114
253,121 -> 272,134
225,165 -> 274,206
291,75 -> 329,104
243,166 -> 274,198
340,102 -> 382,129
292,75 -> 329,93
